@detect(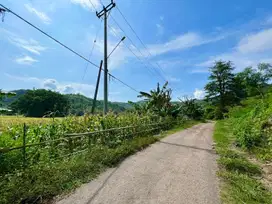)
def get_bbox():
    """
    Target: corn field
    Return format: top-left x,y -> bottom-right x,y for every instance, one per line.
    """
0,113 -> 178,175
